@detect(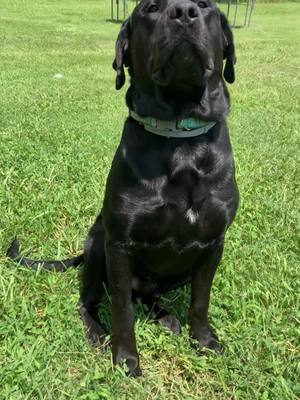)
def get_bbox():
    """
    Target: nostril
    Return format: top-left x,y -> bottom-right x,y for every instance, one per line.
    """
188,6 -> 199,19
170,6 -> 183,19
169,4 -> 199,21
175,7 -> 183,19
